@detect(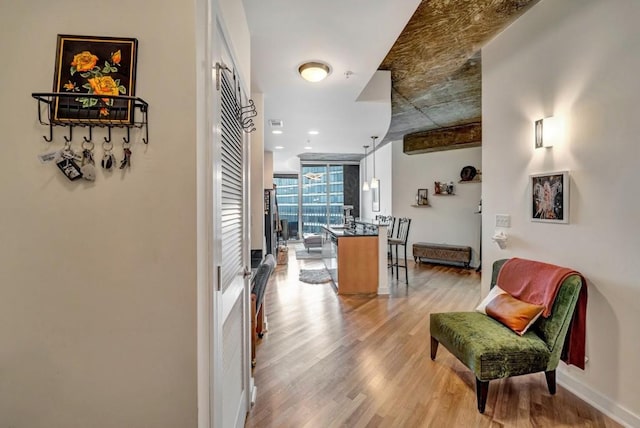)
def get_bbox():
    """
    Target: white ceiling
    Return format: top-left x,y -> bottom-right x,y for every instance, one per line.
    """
242,0 -> 421,172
